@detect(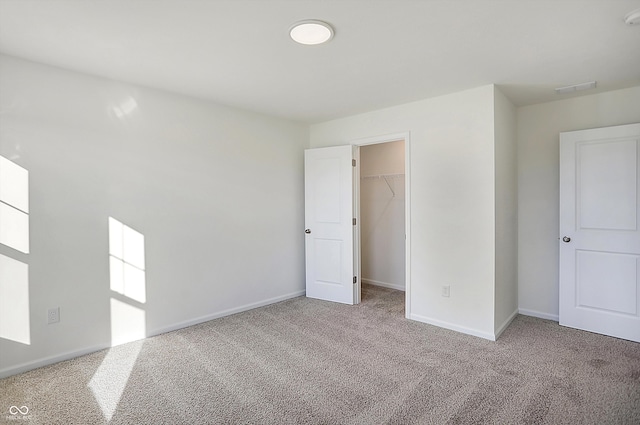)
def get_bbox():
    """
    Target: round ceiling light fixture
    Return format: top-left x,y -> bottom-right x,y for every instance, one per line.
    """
624,8 -> 640,25
289,20 -> 334,45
